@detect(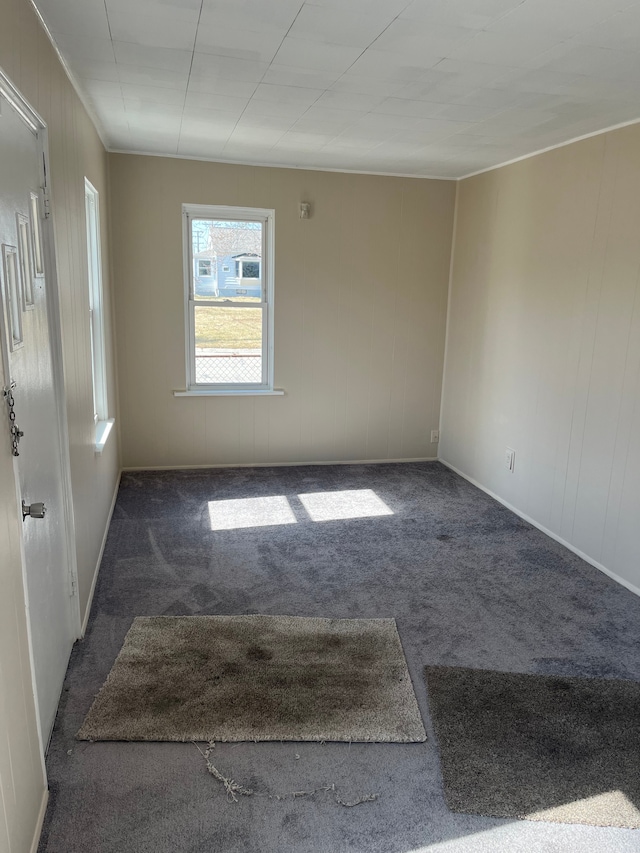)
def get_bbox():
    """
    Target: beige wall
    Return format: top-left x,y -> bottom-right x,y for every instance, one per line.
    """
441,124 -> 640,594
0,0 -> 120,850
110,155 -> 455,469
